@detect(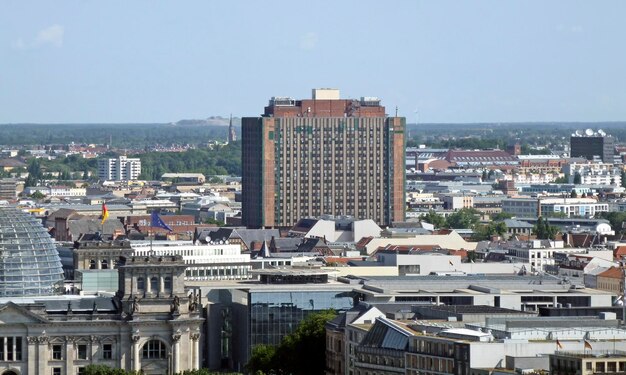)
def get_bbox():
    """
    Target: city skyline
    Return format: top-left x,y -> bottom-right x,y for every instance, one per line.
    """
2,1 -> 625,124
